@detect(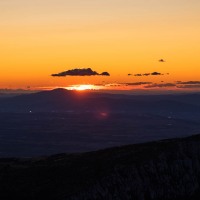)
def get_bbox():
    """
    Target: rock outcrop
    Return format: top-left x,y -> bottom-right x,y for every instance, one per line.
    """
1,134 -> 200,200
